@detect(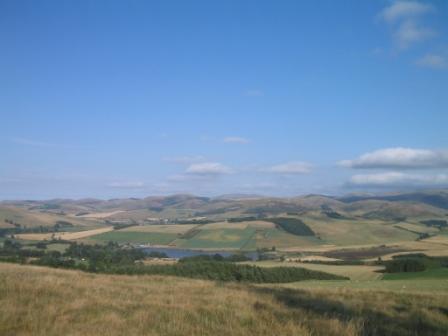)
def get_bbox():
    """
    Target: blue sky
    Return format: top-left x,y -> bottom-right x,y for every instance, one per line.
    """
1,0 -> 448,199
